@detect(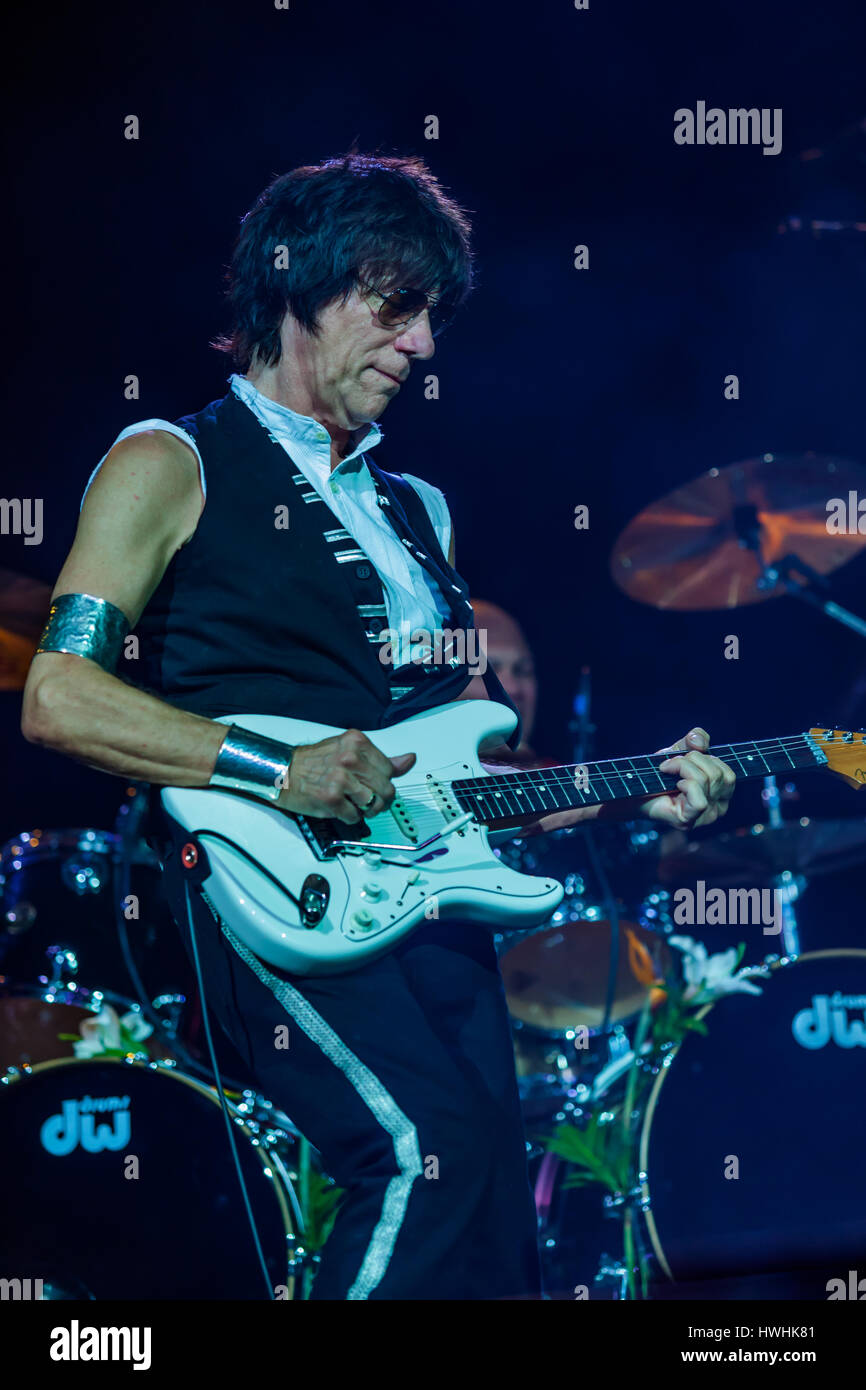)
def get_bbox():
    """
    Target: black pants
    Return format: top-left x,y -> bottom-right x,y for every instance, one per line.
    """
158,821 -> 541,1300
